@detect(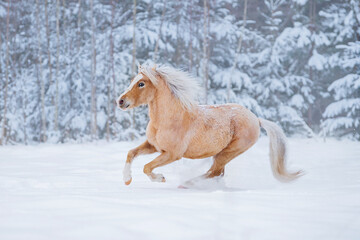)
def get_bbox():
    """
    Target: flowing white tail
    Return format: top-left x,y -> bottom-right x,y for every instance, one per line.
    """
259,118 -> 303,182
